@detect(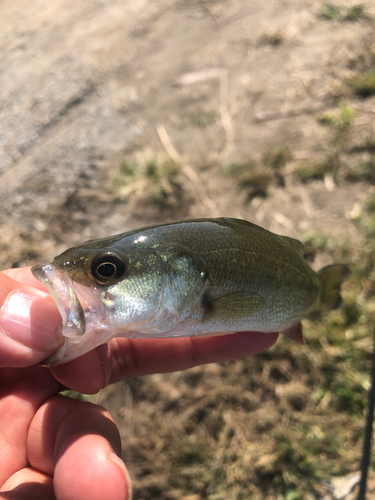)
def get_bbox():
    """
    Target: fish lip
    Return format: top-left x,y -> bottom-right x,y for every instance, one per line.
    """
32,263 -> 114,366
31,264 -> 86,338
